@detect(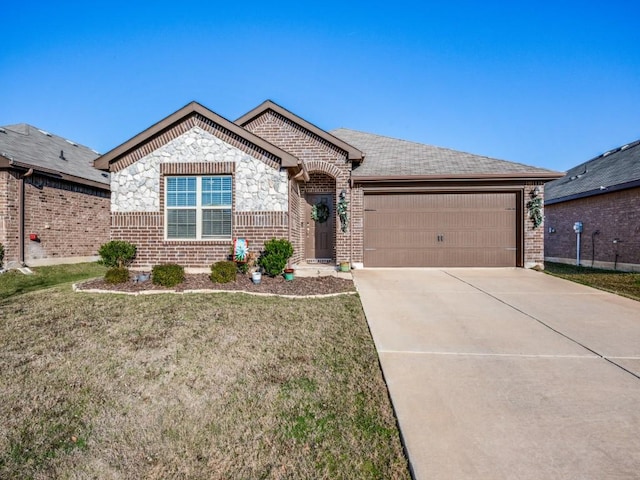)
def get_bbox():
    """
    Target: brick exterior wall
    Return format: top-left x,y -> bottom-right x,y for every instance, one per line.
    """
110,211 -> 288,269
524,183 -> 545,268
110,147 -> 290,269
545,186 -> 640,271
0,171 -> 19,265
289,180 -> 303,264
350,186 -> 364,264
0,170 -> 110,266
243,111 -> 352,264
105,114 -> 299,270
